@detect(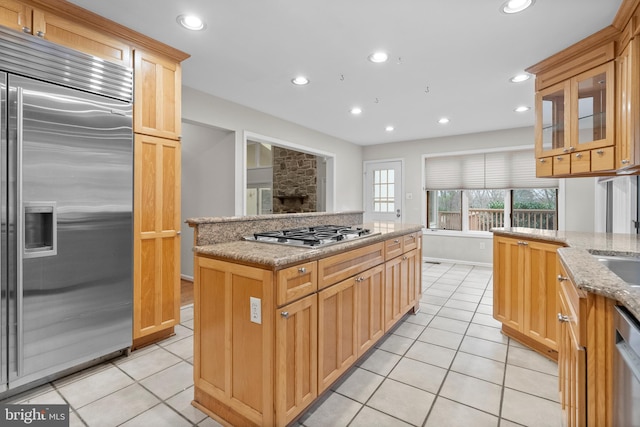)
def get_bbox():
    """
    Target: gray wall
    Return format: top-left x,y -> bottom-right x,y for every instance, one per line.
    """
180,122 -> 235,279
362,126 -> 597,265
